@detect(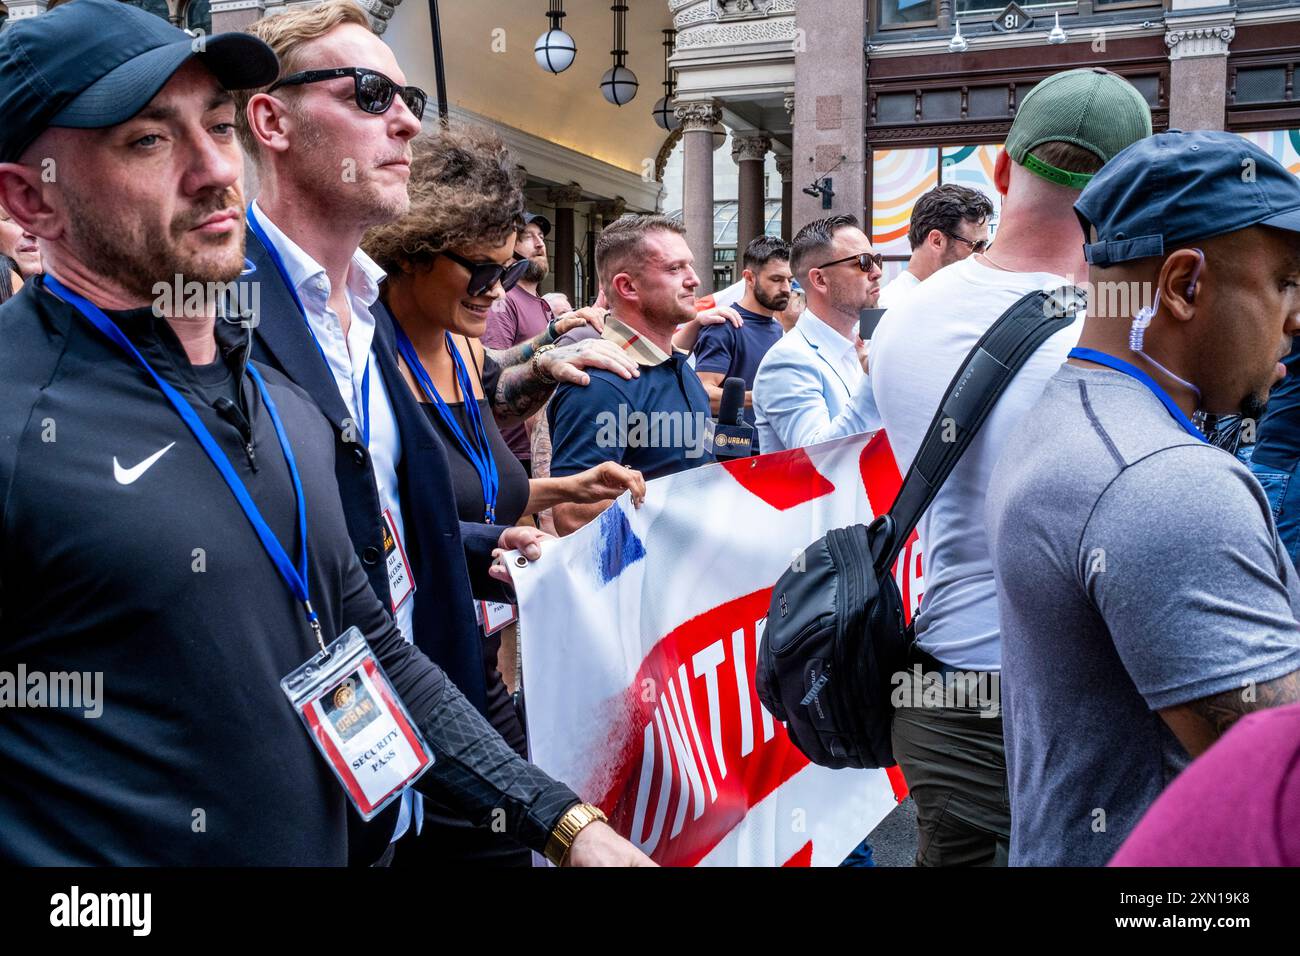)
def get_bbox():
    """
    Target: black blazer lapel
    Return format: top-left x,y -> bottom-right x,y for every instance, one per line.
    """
242,225 -> 354,430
